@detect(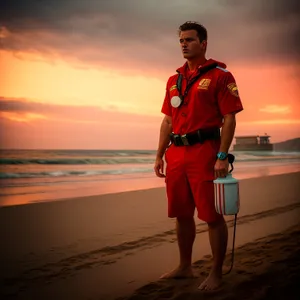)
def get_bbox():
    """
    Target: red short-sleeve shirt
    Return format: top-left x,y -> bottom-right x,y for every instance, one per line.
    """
161,59 -> 243,134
